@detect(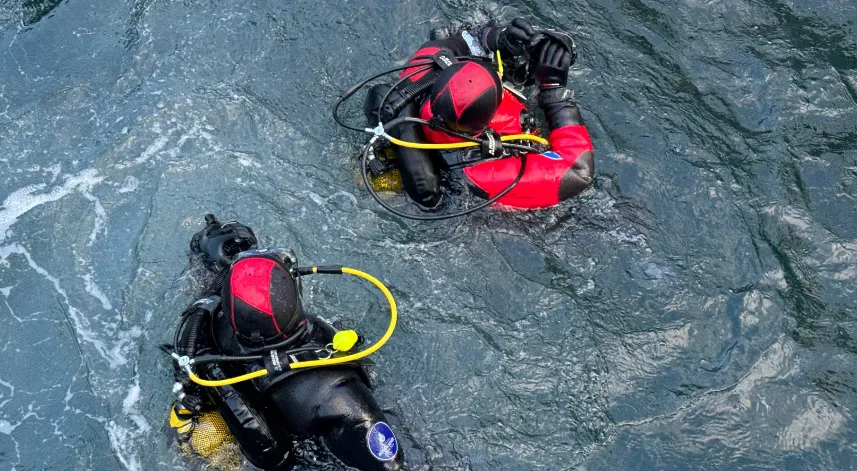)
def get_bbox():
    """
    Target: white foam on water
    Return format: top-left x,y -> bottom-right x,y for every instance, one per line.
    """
0,377 -> 13,397
1,295 -> 23,322
0,244 -> 126,367
0,168 -> 104,244
305,191 -> 326,206
0,410 -> 38,435
117,118 -> 217,172
120,134 -> 170,169
237,155 -> 260,168
122,380 -> 150,434
82,272 -> 113,310
0,419 -> 13,435
63,375 -> 76,412
117,176 -> 139,193
0,376 -> 14,409
104,376 -> 152,471
44,163 -> 61,182
106,420 -> 142,471
330,190 -> 359,206
176,122 -> 201,147
0,284 -> 23,322
83,190 -> 108,246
